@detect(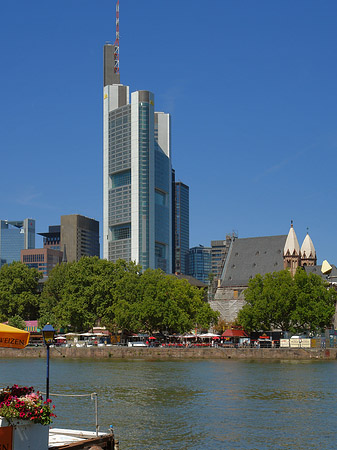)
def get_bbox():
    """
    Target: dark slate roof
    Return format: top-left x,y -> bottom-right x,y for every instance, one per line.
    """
220,235 -> 287,287
172,273 -> 207,288
304,264 -> 337,282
